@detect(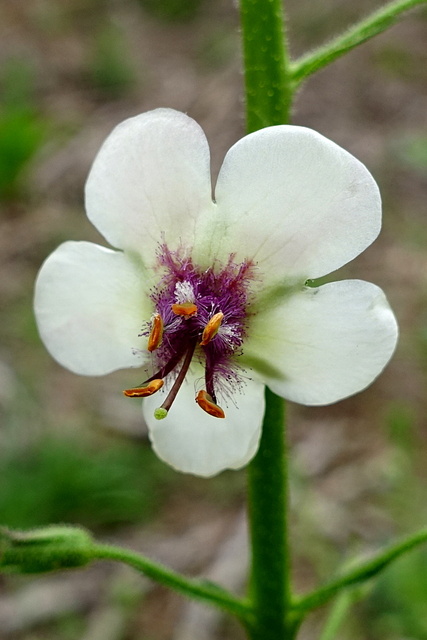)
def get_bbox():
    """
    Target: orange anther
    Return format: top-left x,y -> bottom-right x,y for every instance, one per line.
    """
123,379 -> 164,398
148,314 -> 163,352
200,311 -> 224,346
171,302 -> 198,317
196,390 -> 225,419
